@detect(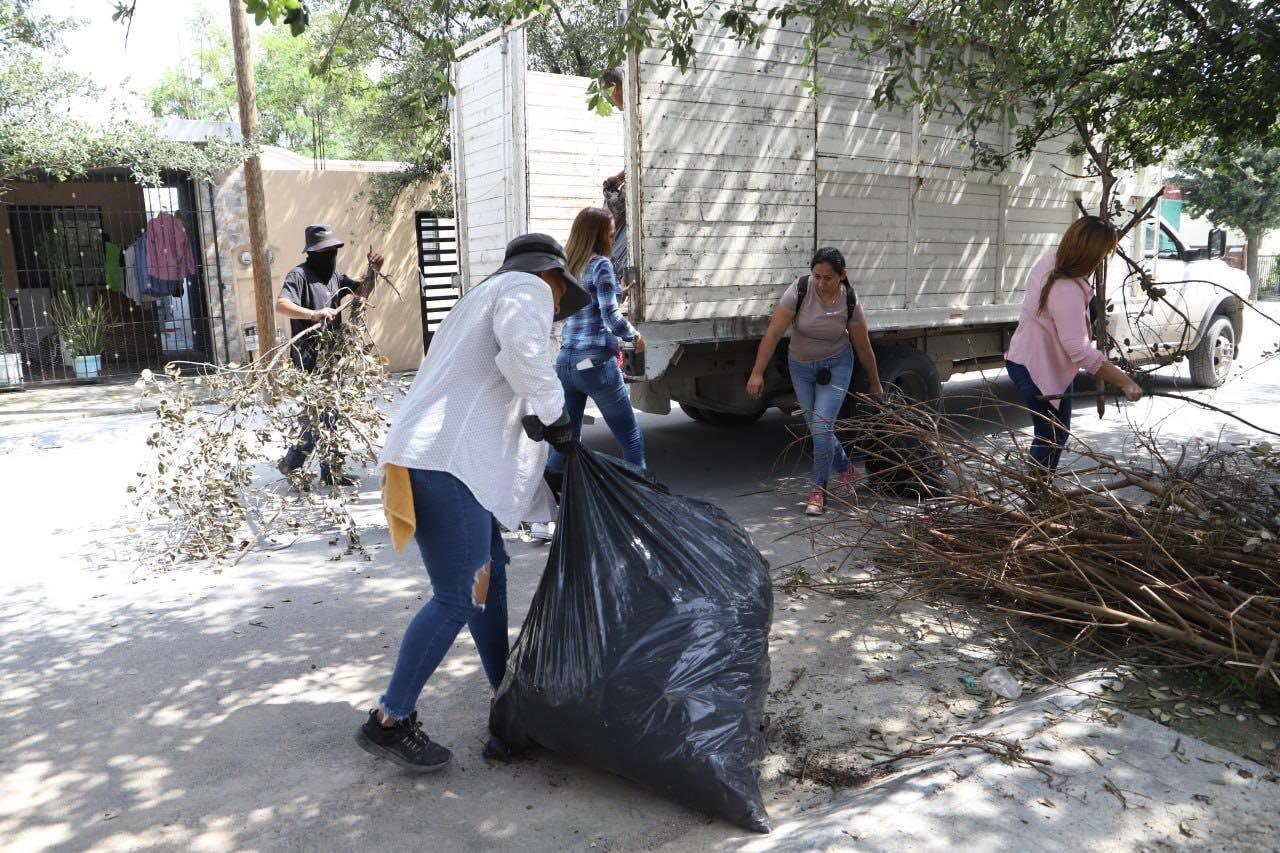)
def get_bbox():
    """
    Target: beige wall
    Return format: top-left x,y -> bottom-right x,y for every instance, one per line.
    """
228,168 -> 430,372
